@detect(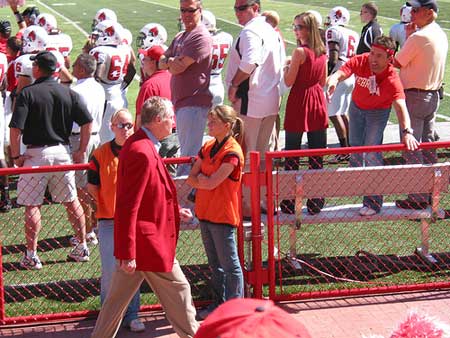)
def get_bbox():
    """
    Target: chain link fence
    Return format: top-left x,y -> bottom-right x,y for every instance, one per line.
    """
263,142 -> 450,301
